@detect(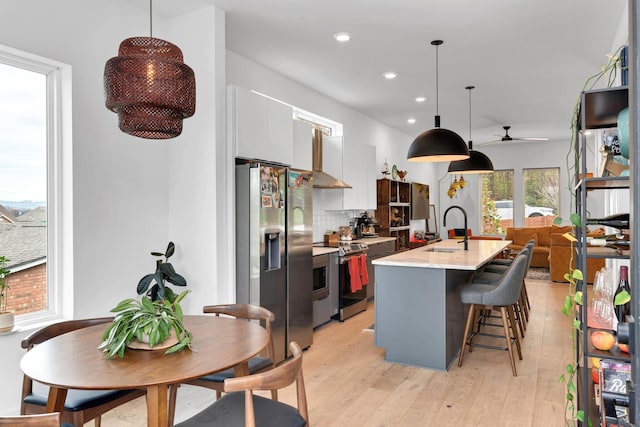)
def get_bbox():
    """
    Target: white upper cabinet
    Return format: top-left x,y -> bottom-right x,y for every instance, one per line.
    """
228,85 -> 293,165
292,120 -> 312,171
343,143 -> 377,210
